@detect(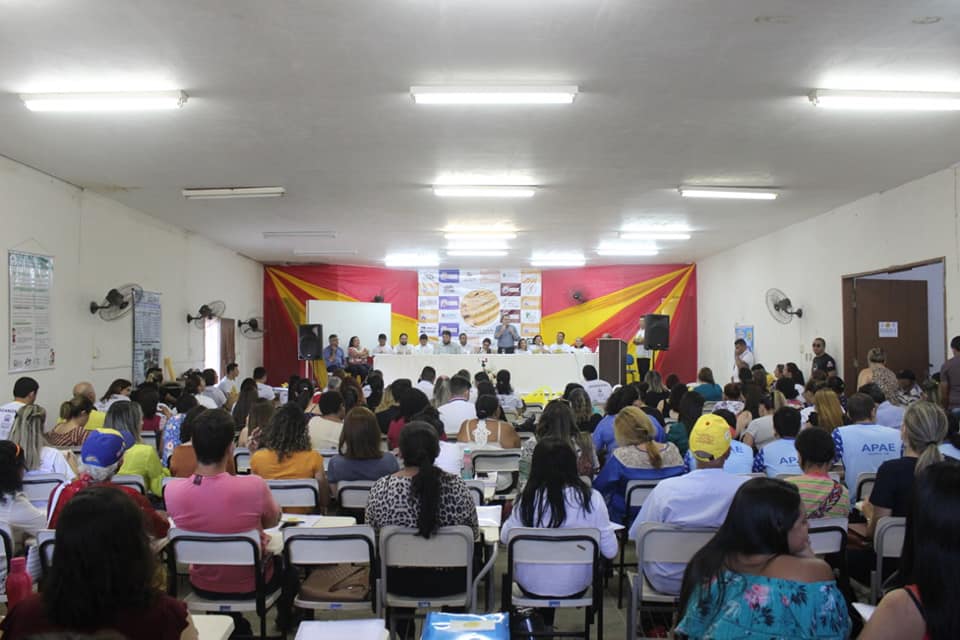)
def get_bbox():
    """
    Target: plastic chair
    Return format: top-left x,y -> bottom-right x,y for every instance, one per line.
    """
856,472 -> 876,504
141,430 -> 159,452
871,516 -> 906,604
627,523 -> 717,639
502,527 -> 604,640
22,473 -> 65,509
617,480 -> 660,609
161,475 -> 177,502
111,474 -> 146,495
0,523 -> 12,604
267,479 -> 320,511
167,528 -> 281,640
336,480 -> 374,522
472,450 -> 521,495
283,525 -> 377,614
37,528 -> 56,580
808,518 -> 849,589
234,447 -> 251,474
378,525 -> 497,639
464,479 -> 486,506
